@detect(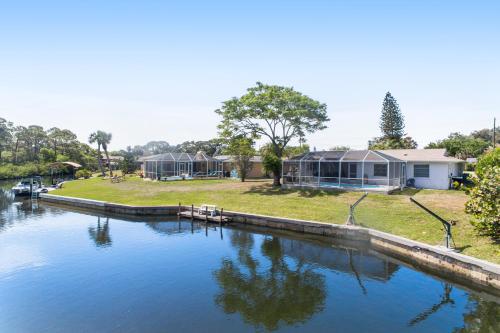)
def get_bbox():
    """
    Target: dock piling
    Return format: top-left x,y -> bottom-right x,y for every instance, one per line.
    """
191,204 -> 194,219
